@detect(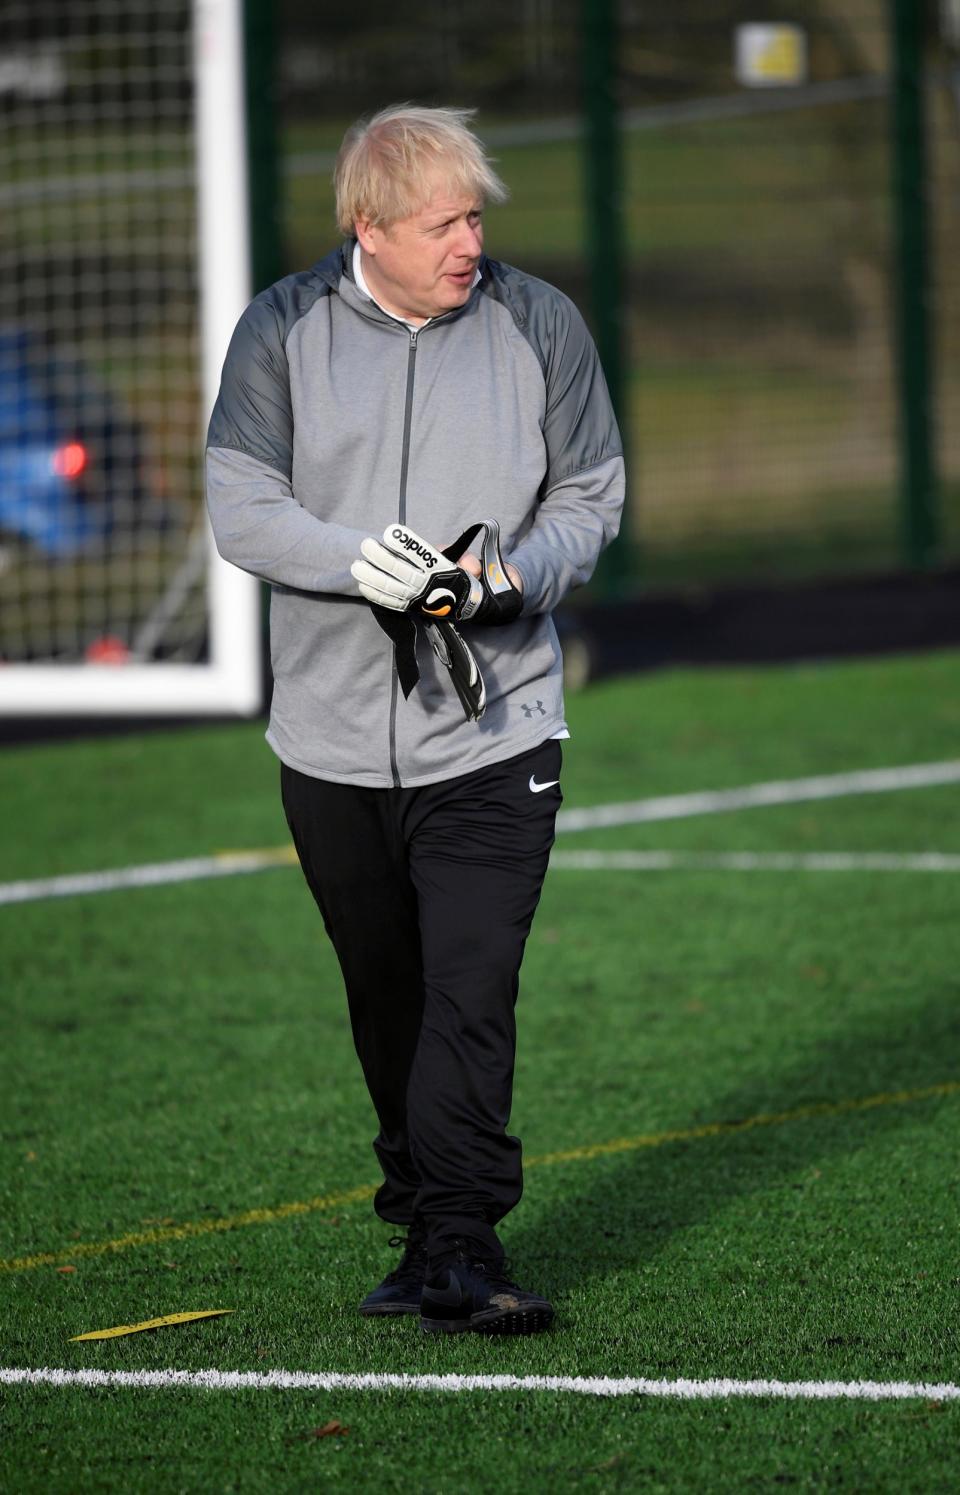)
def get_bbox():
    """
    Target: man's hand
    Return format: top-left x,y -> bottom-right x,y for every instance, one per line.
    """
352,520 -> 523,724
459,551 -> 523,594
351,521 -> 523,626
351,525 -> 476,618
442,520 -> 523,626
